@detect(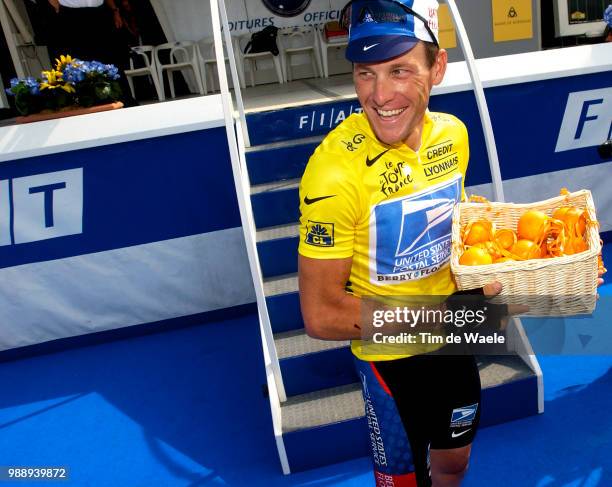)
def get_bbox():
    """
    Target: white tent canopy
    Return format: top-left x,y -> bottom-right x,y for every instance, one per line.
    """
150,0 -> 346,42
